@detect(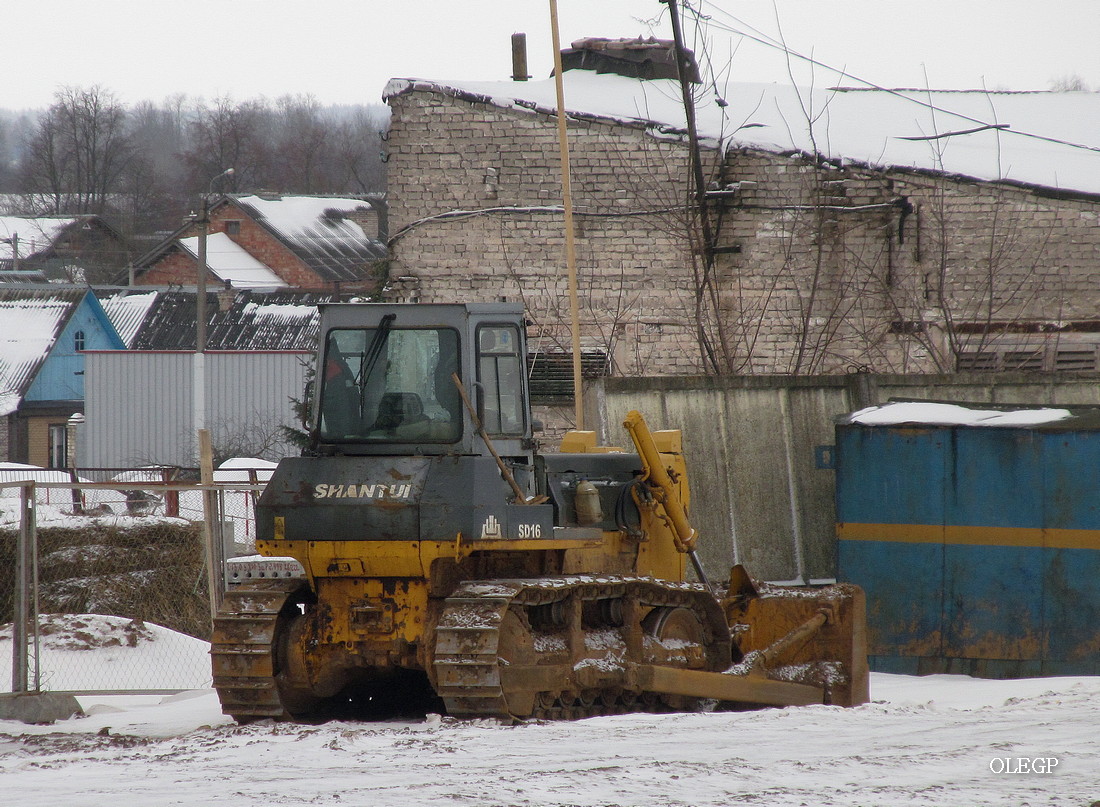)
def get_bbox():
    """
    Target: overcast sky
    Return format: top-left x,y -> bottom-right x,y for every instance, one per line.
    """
6,0 -> 1100,111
